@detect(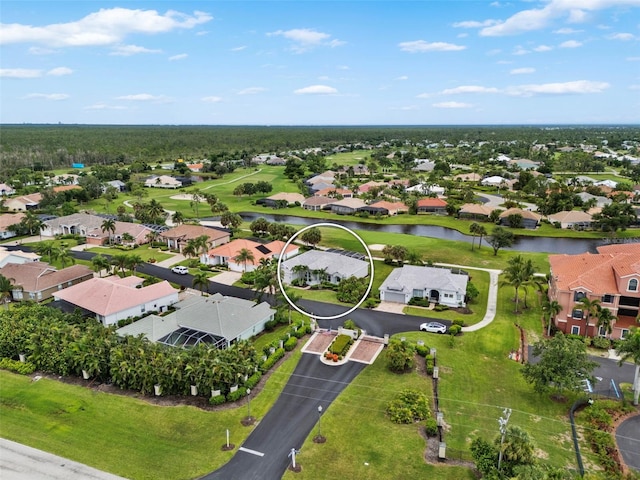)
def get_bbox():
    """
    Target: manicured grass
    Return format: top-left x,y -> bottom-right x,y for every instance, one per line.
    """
0,349 -> 303,480
324,151 -> 371,167
404,270 -> 490,326
85,245 -> 174,263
